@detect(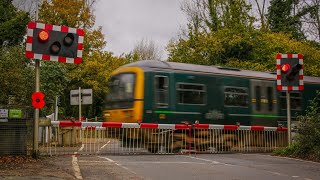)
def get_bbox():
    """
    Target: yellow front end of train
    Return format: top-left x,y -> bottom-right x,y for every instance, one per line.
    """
102,66 -> 144,124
